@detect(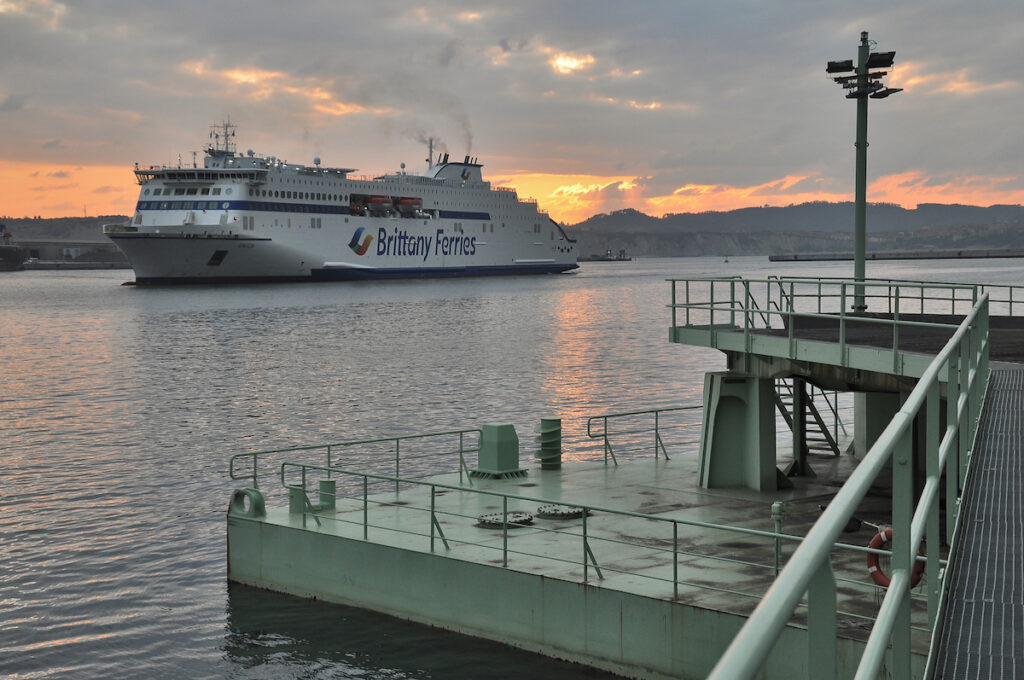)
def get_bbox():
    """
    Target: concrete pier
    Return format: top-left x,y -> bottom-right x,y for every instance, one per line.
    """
228,440 -> 928,679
